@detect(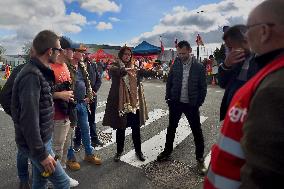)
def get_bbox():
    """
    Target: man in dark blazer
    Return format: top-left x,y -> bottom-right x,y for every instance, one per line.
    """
157,40 -> 207,175
73,54 -> 103,151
